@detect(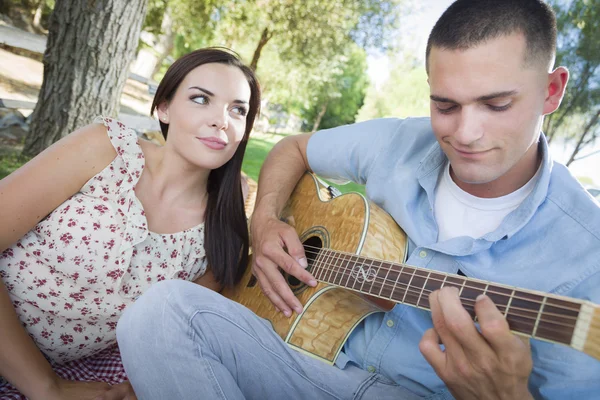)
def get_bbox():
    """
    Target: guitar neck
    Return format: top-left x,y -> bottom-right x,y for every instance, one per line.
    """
310,248 -> 598,355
